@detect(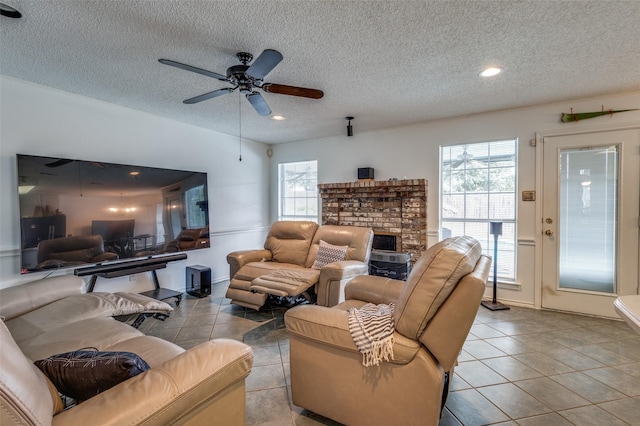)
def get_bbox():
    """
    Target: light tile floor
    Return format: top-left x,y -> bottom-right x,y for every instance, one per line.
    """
127,282 -> 640,425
